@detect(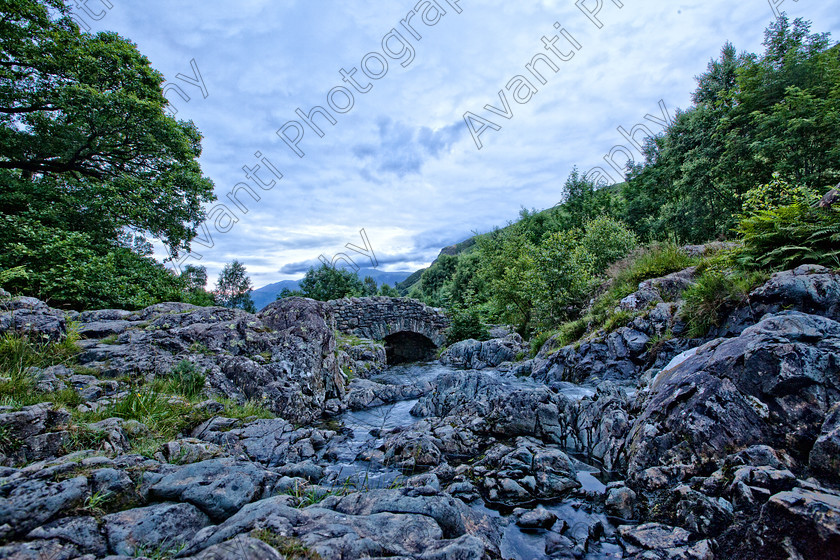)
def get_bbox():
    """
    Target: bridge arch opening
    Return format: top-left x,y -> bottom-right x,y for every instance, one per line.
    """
384,331 -> 437,365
